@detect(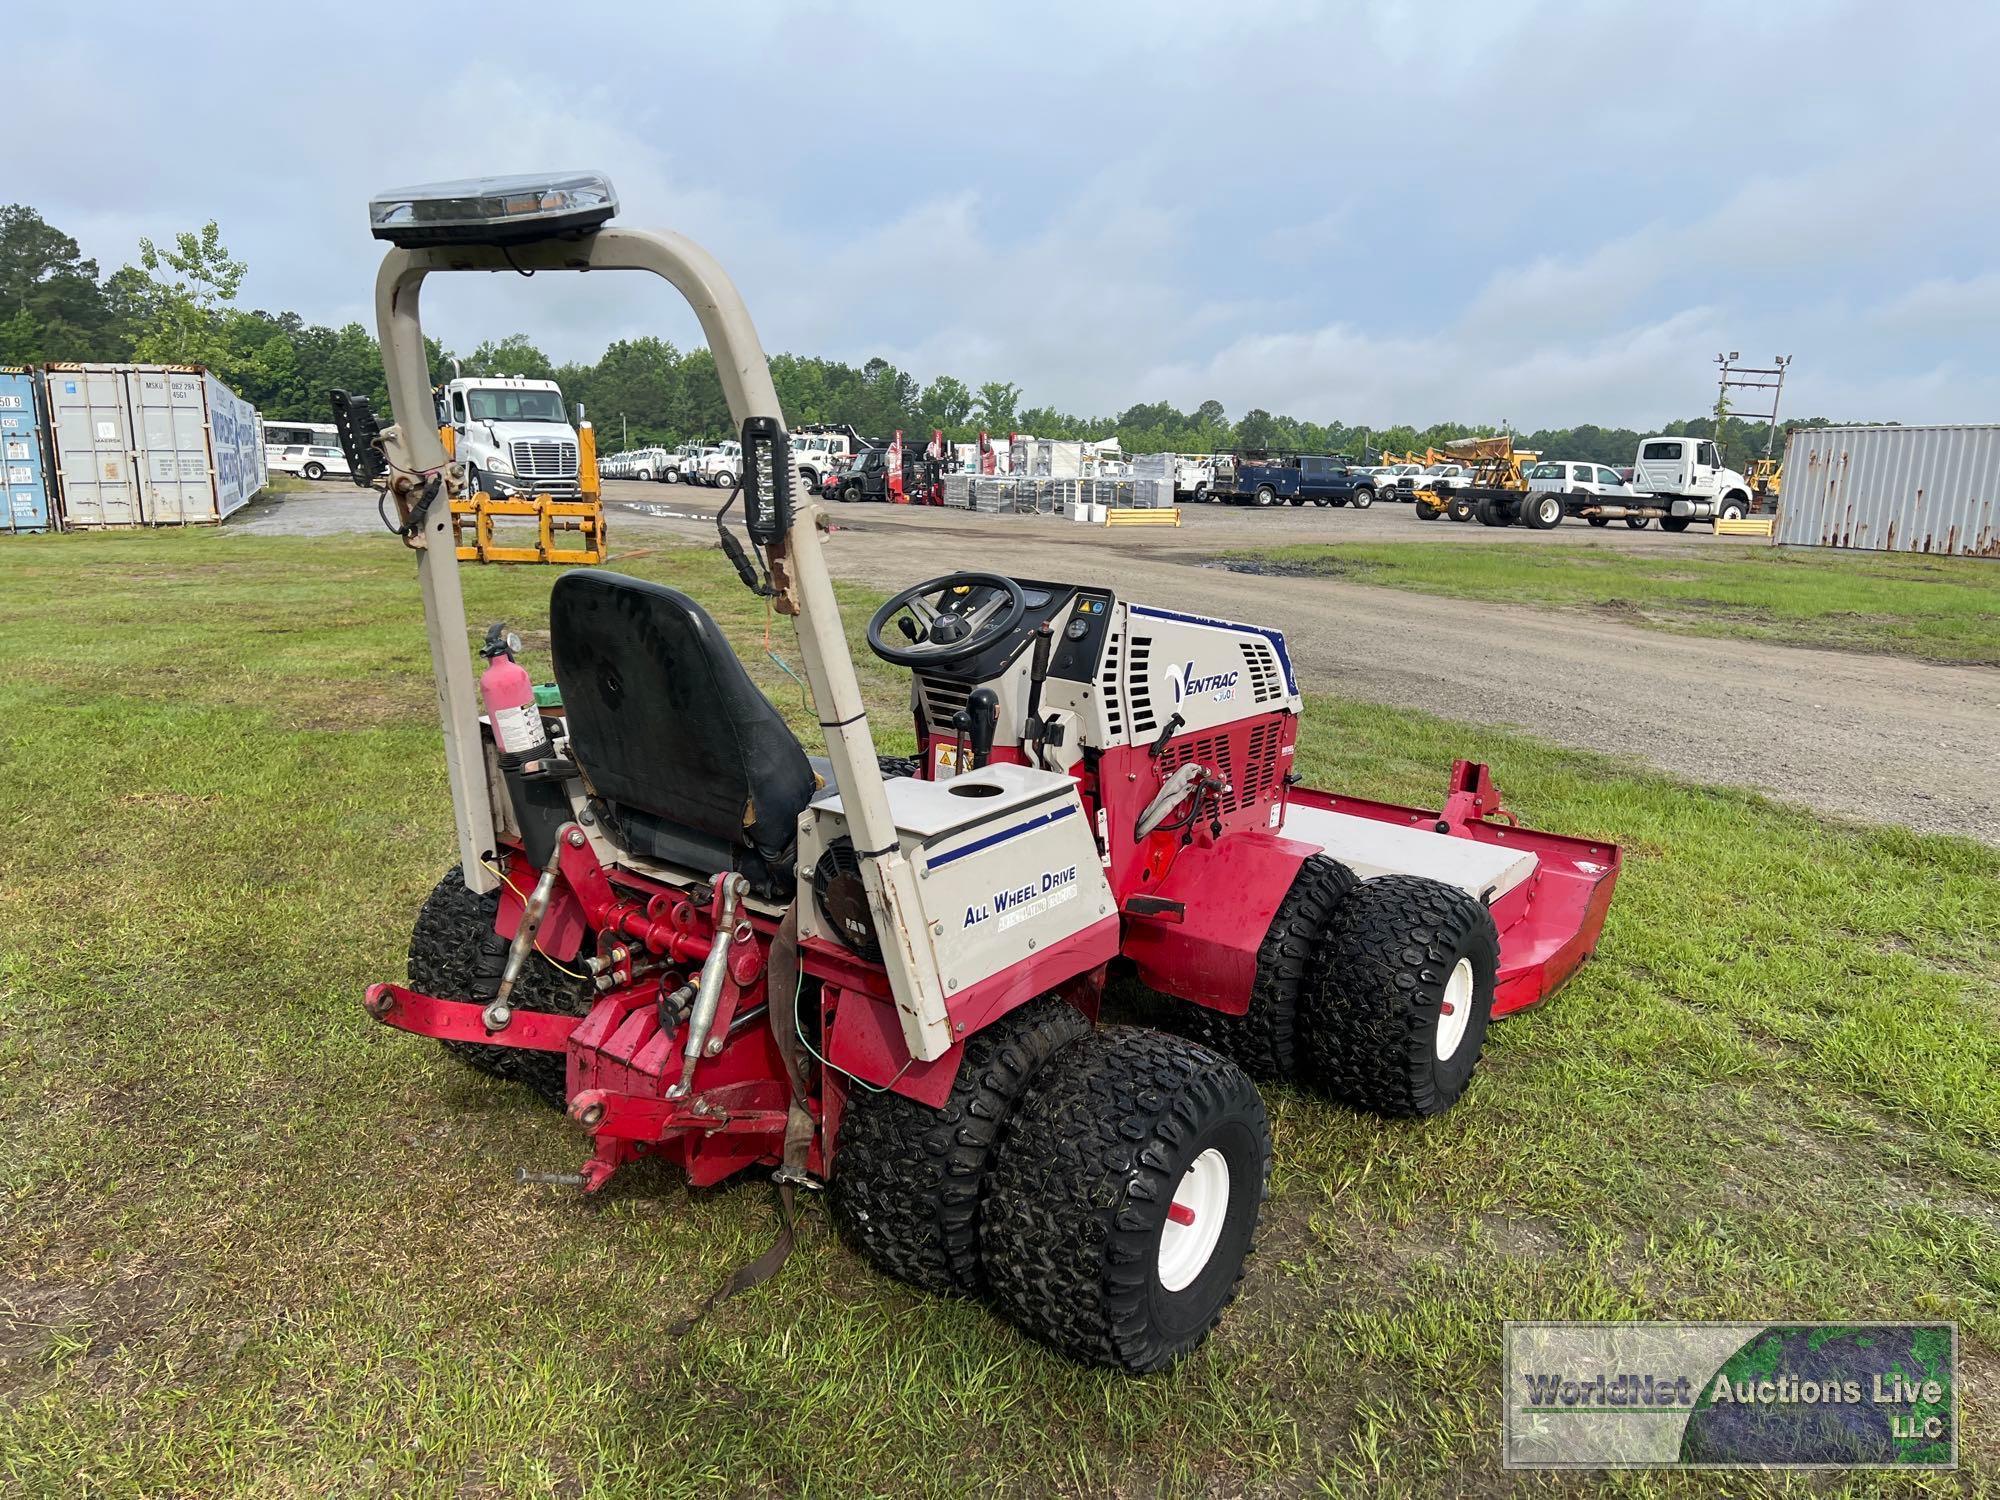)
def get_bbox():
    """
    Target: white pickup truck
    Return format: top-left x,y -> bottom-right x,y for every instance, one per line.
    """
1630,437 -> 1753,531
440,375 -> 581,497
